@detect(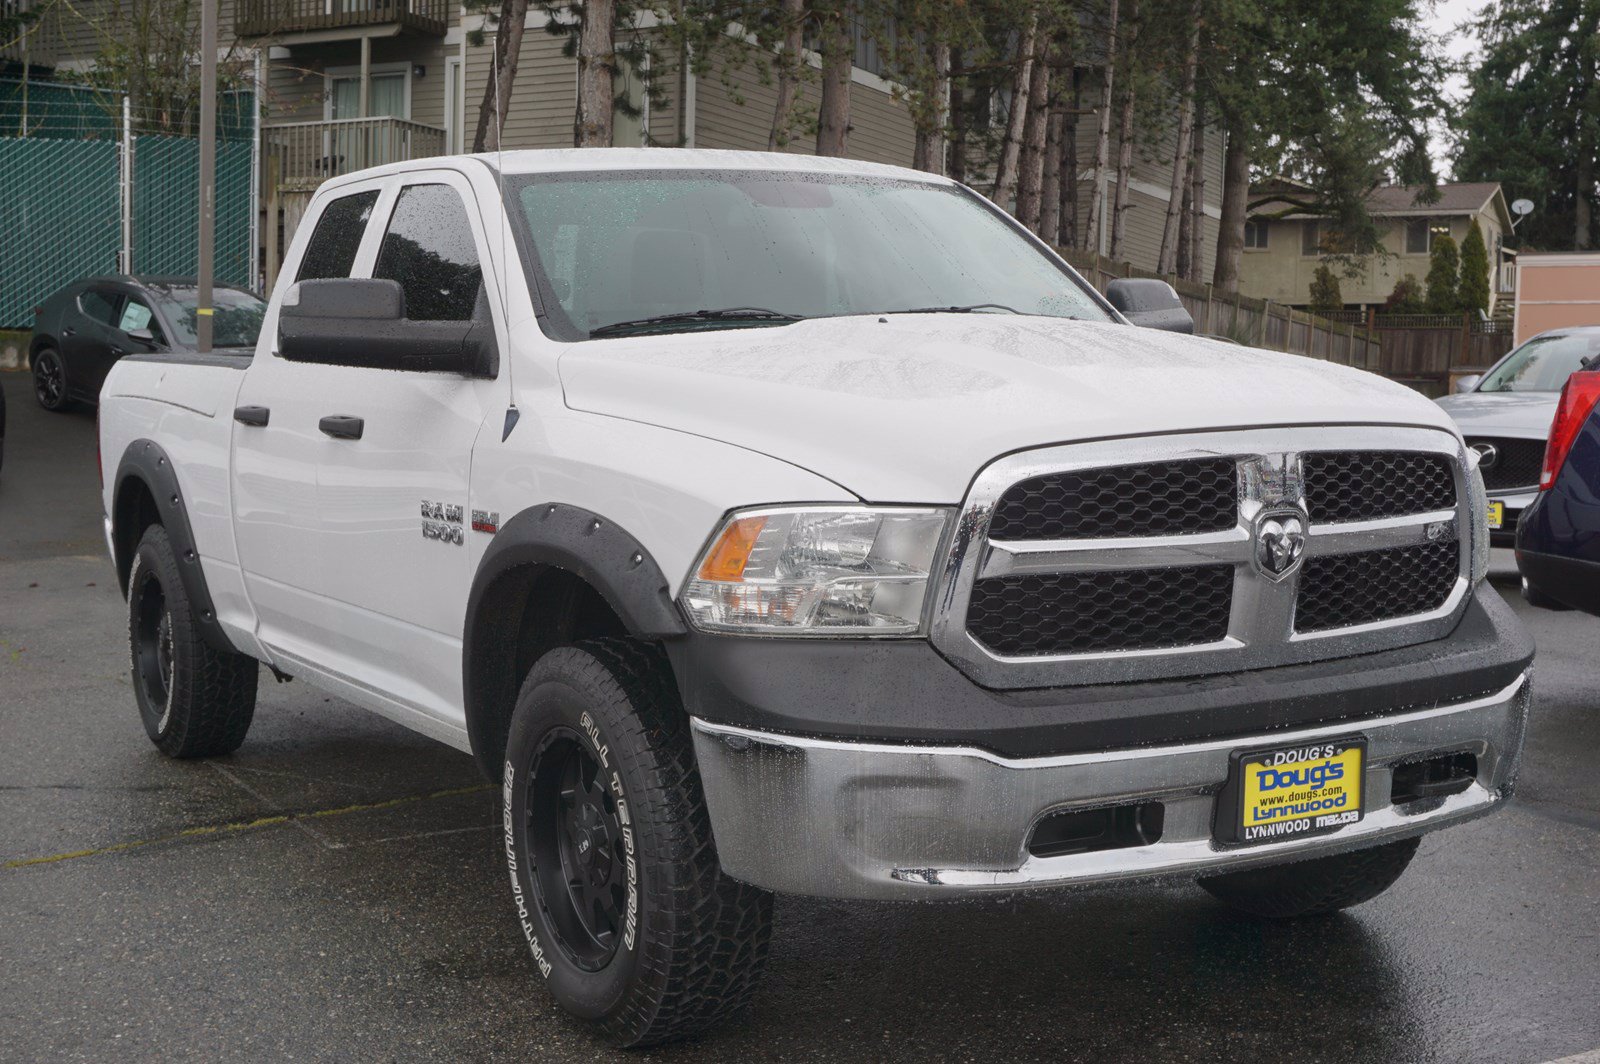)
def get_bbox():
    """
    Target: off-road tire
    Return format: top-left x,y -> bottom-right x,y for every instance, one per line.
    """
33,347 -> 72,412
1198,837 -> 1421,919
502,638 -> 773,1047
128,524 -> 258,757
